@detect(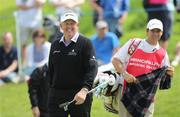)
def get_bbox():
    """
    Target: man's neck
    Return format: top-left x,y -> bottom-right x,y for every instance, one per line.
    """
4,46 -> 11,53
64,36 -> 72,43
